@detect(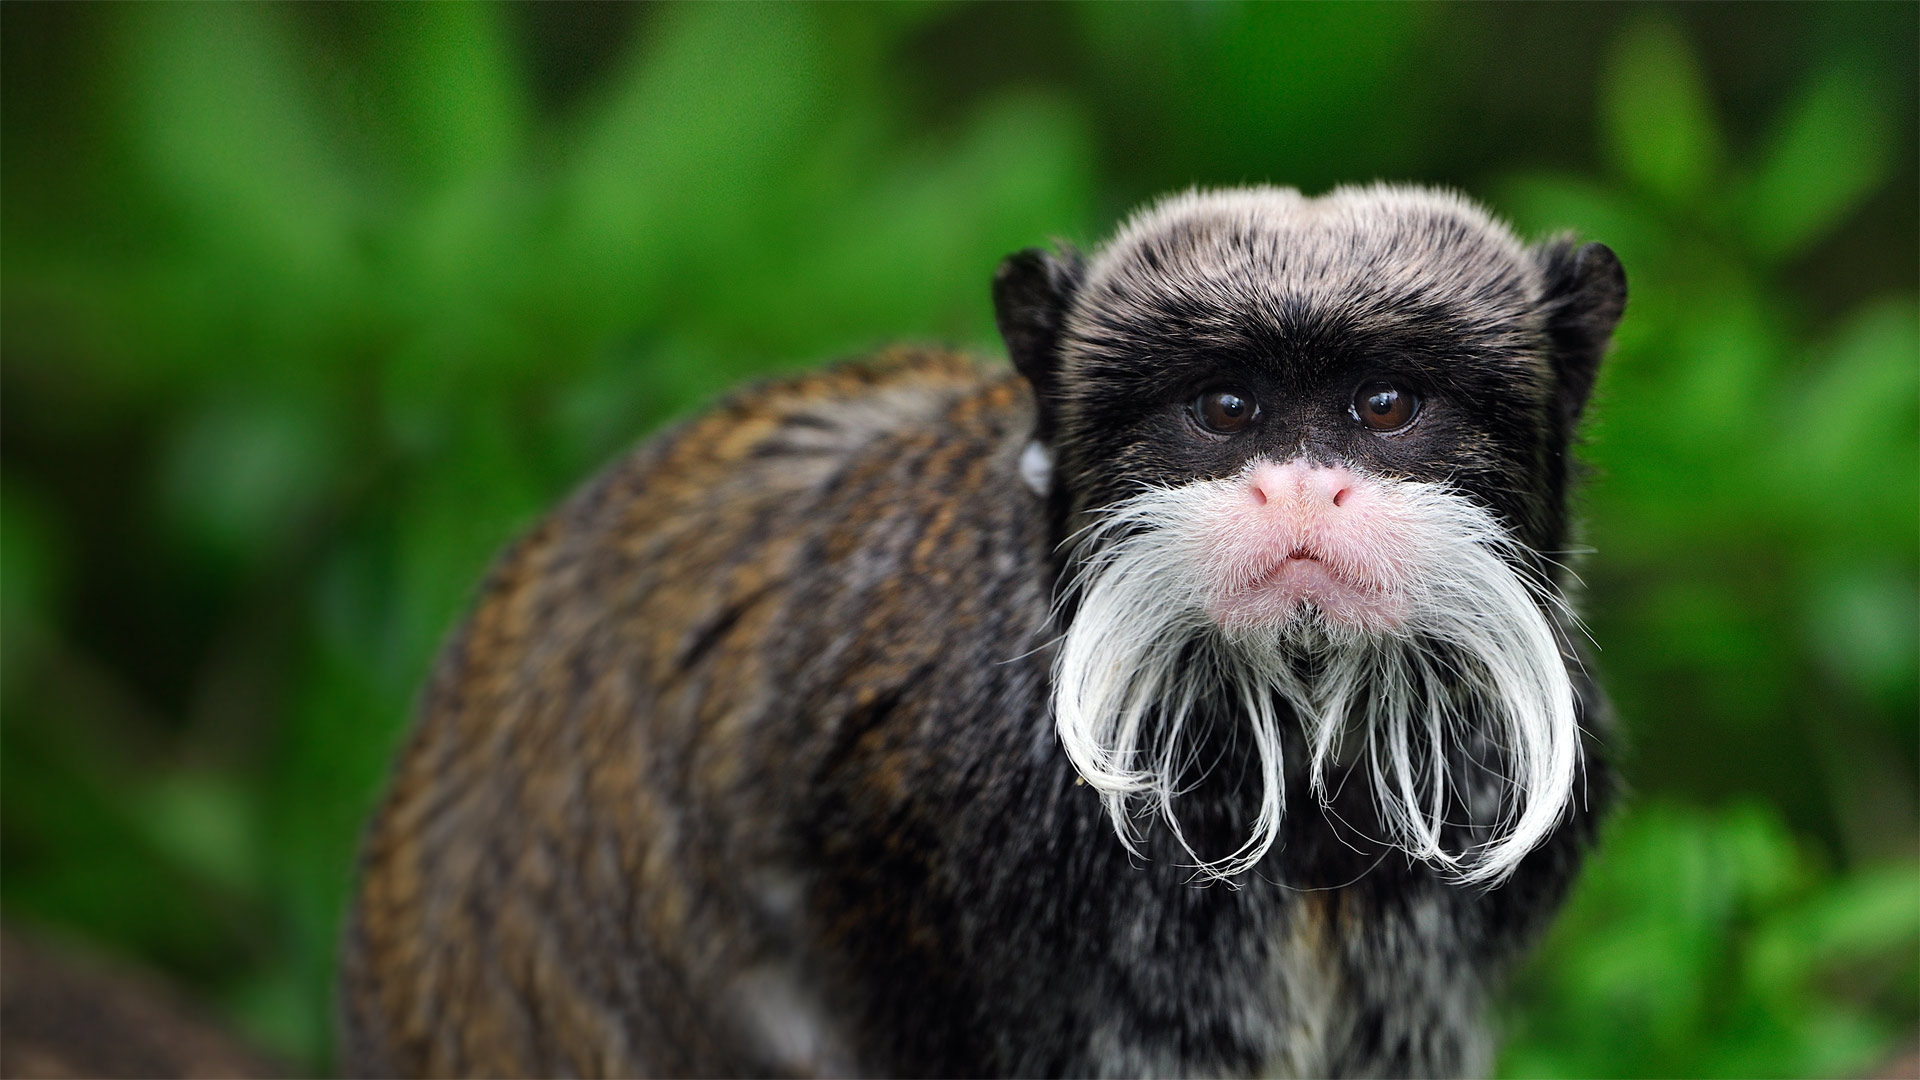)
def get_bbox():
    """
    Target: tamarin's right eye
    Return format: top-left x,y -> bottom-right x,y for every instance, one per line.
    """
1194,388 -> 1257,434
